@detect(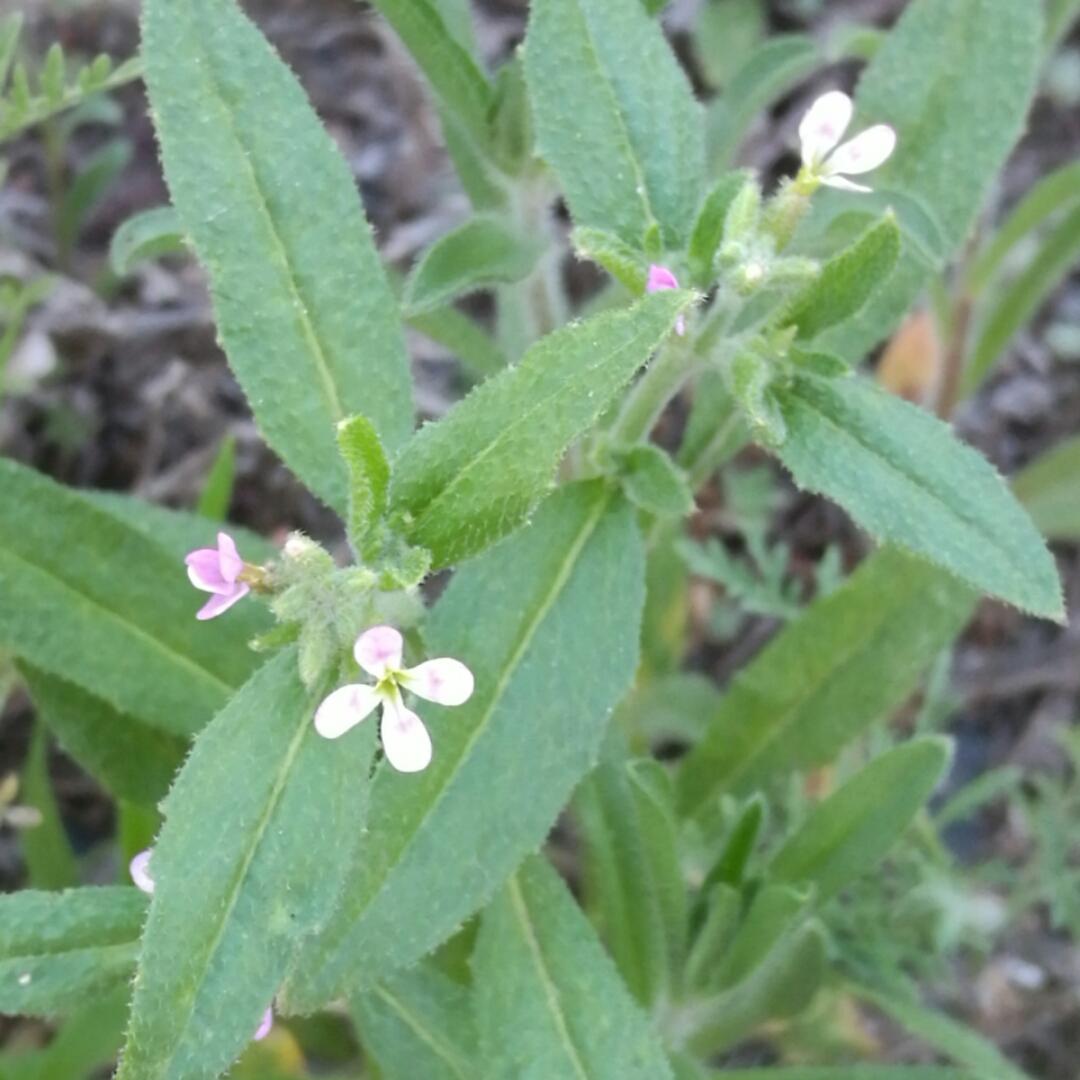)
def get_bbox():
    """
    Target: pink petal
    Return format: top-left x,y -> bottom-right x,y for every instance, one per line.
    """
380,698 -> 432,773
404,658 -> 475,707
826,124 -> 896,176
195,583 -> 250,621
216,532 -> 244,584
646,264 -> 679,293
313,684 -> 380,739
185,548 -> 229,593
799,90 -> 853,166
253,1007 -> 274,1041
820,174 -> 873,194
129,849 -> 155,894
354,625 -> 403,678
